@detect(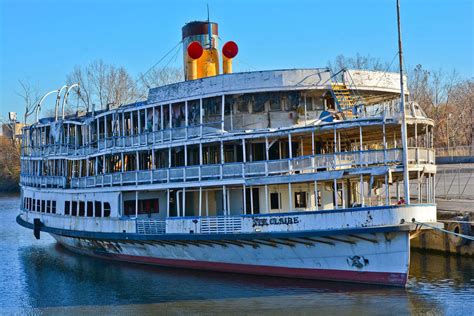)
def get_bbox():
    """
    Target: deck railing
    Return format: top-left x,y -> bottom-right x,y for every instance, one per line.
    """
22,125 -> 221,158
200,216 -> 243,234
21,148 -> 434,189
136,219 -> 166,235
